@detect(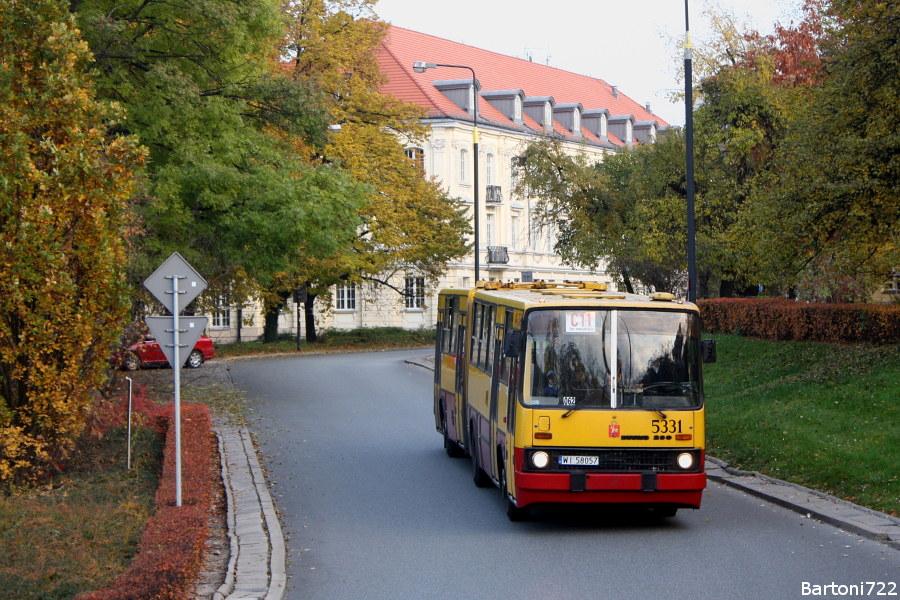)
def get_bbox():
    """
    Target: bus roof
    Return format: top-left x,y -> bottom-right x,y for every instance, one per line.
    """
439,282 -> 698,313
